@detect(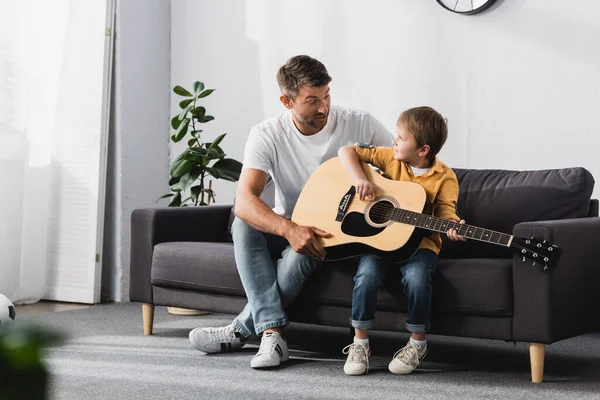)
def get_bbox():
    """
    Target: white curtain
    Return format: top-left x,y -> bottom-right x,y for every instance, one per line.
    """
0,0 -> 109,304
